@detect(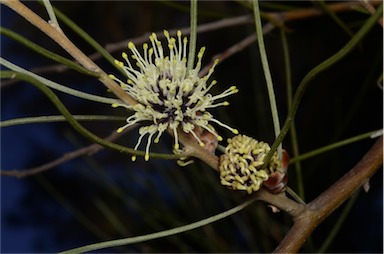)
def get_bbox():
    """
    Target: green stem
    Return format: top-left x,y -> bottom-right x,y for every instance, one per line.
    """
2,0 -> 136,106
59,195 -> 258,254
280,28 -> 305,199
1,57 -> 118,104
253,0 -> 282,160
1,70 -> 179,160
51,4 -> 120,72
264,3 -> 383,169
0,26 -> 98,77
290,129 -> 382,164
286,186 -> 305,205
187,0 -> 198,72
0,115 -> 126,128
316,0 -> 354,38
42,0 -> 62,32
